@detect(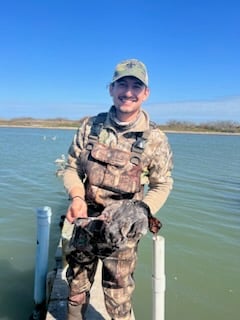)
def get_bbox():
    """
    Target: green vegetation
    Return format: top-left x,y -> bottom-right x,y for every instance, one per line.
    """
0,117 -> 240,133
0,117 -> 78,128
159,120 -> 240,133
